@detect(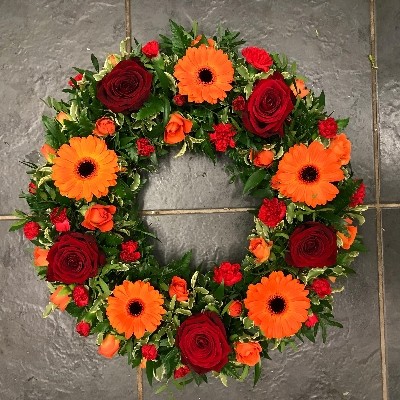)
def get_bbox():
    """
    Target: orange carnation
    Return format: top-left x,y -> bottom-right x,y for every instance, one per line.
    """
82,204 -> 116,232
56,111 -> 71,125
41,144 -> 56,163
228,300 -> 243,317
234,342 -> 262,366
33,246 -> 49,266
93,117 -> 116,137
50,286 -> 71,311
337,218 -> 357,250
250,149 -> 274,168
329,133 -> 351,166
169,276 -> 189,302
98,334 -> 120,359
249,237 -> 273,264
164,113 -> 192,144
191,35 -> 215,47
290,79 -> 310,98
